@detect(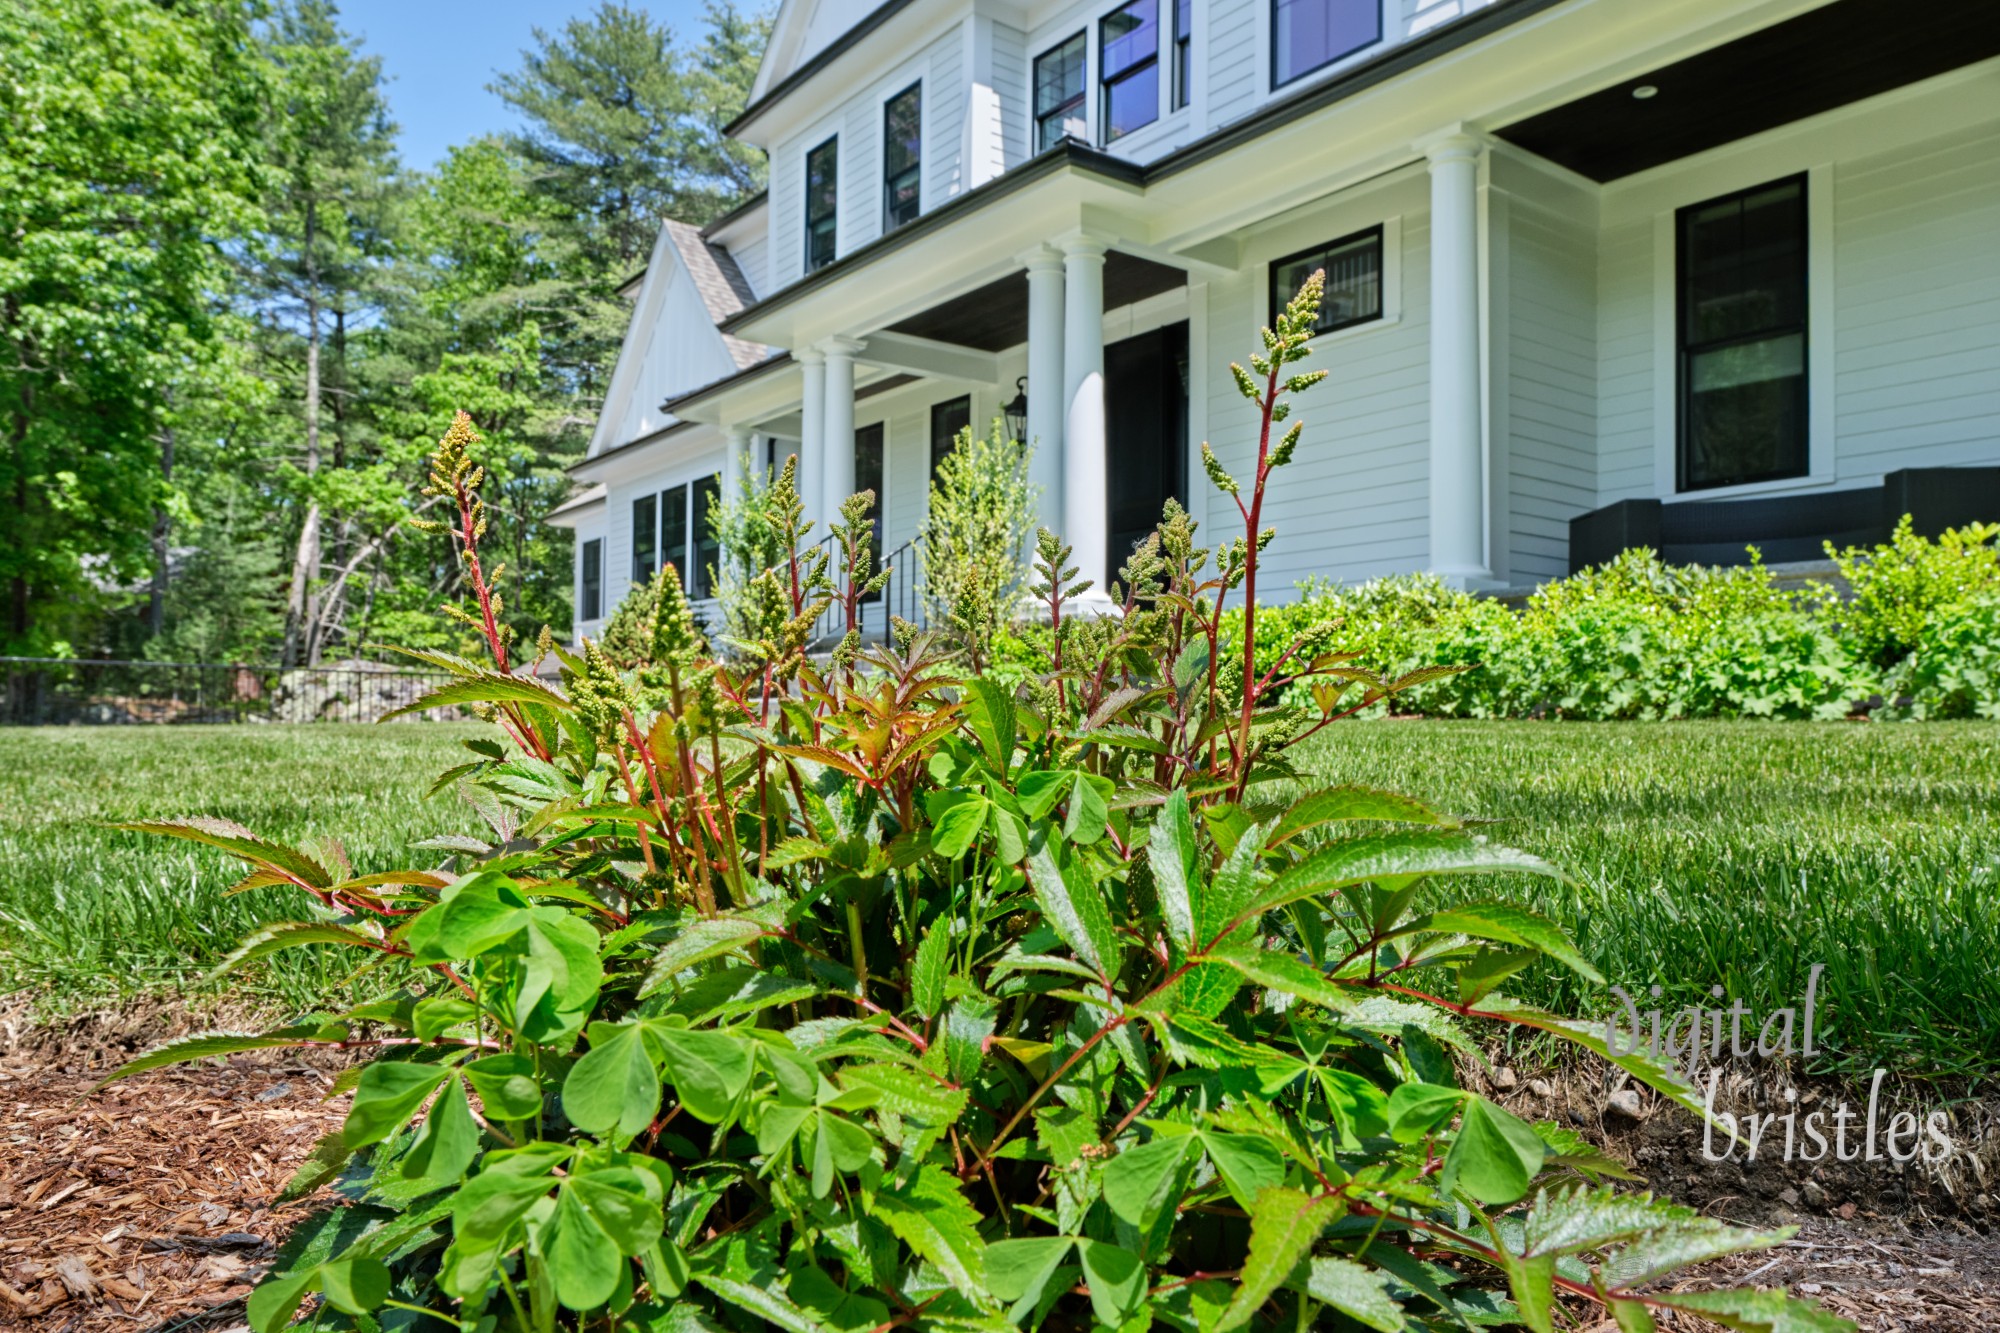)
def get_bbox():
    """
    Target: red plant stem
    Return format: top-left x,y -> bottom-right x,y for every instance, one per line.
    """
1232,364 -> 1282,802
